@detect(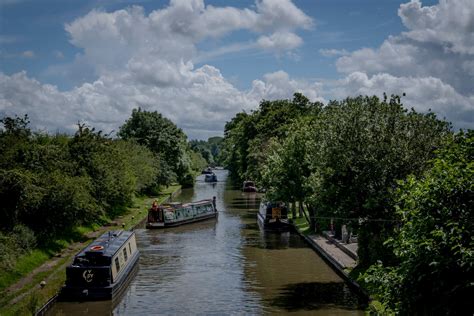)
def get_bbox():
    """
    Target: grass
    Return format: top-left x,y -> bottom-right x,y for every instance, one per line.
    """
0,184 -> 181,315
288,206 -> 312,235
0,250 -> 49,291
